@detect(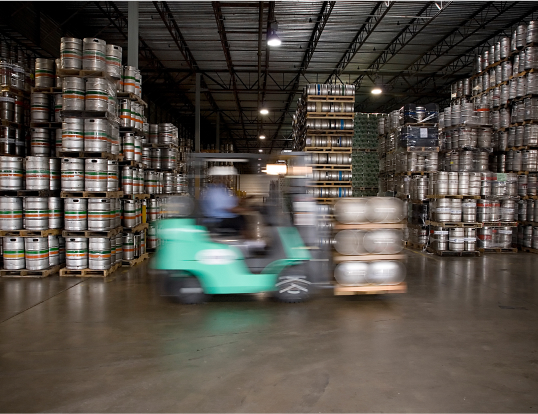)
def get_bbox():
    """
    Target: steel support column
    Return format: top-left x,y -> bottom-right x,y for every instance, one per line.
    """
196,72 -> 201,153
127,1 -> 138,67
